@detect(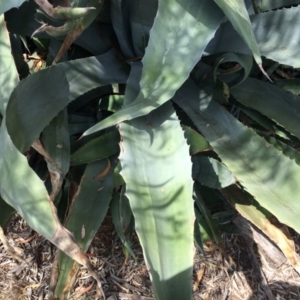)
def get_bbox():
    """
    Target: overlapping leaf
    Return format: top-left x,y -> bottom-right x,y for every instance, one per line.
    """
83,0 -> 224,135
0,15 -> 104,295
231,77 -> 300,139
174,80 -> 300,233
205,6 -> 300,68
